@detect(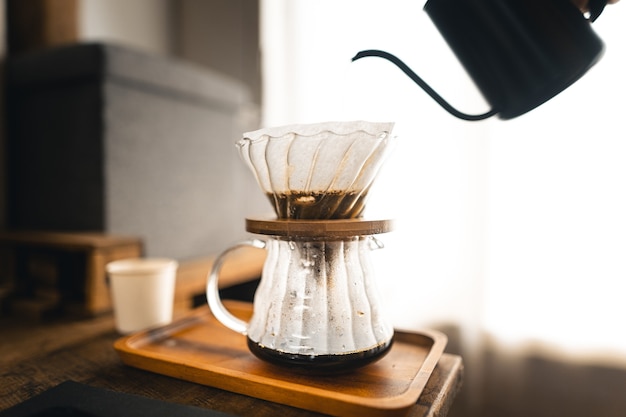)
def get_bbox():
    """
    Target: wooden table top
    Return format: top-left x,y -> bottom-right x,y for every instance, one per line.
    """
0,309 -> 464,417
